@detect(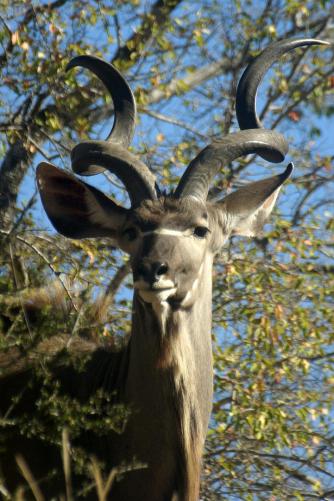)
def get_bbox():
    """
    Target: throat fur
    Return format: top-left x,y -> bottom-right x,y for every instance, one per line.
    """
155,305 -> 204,501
